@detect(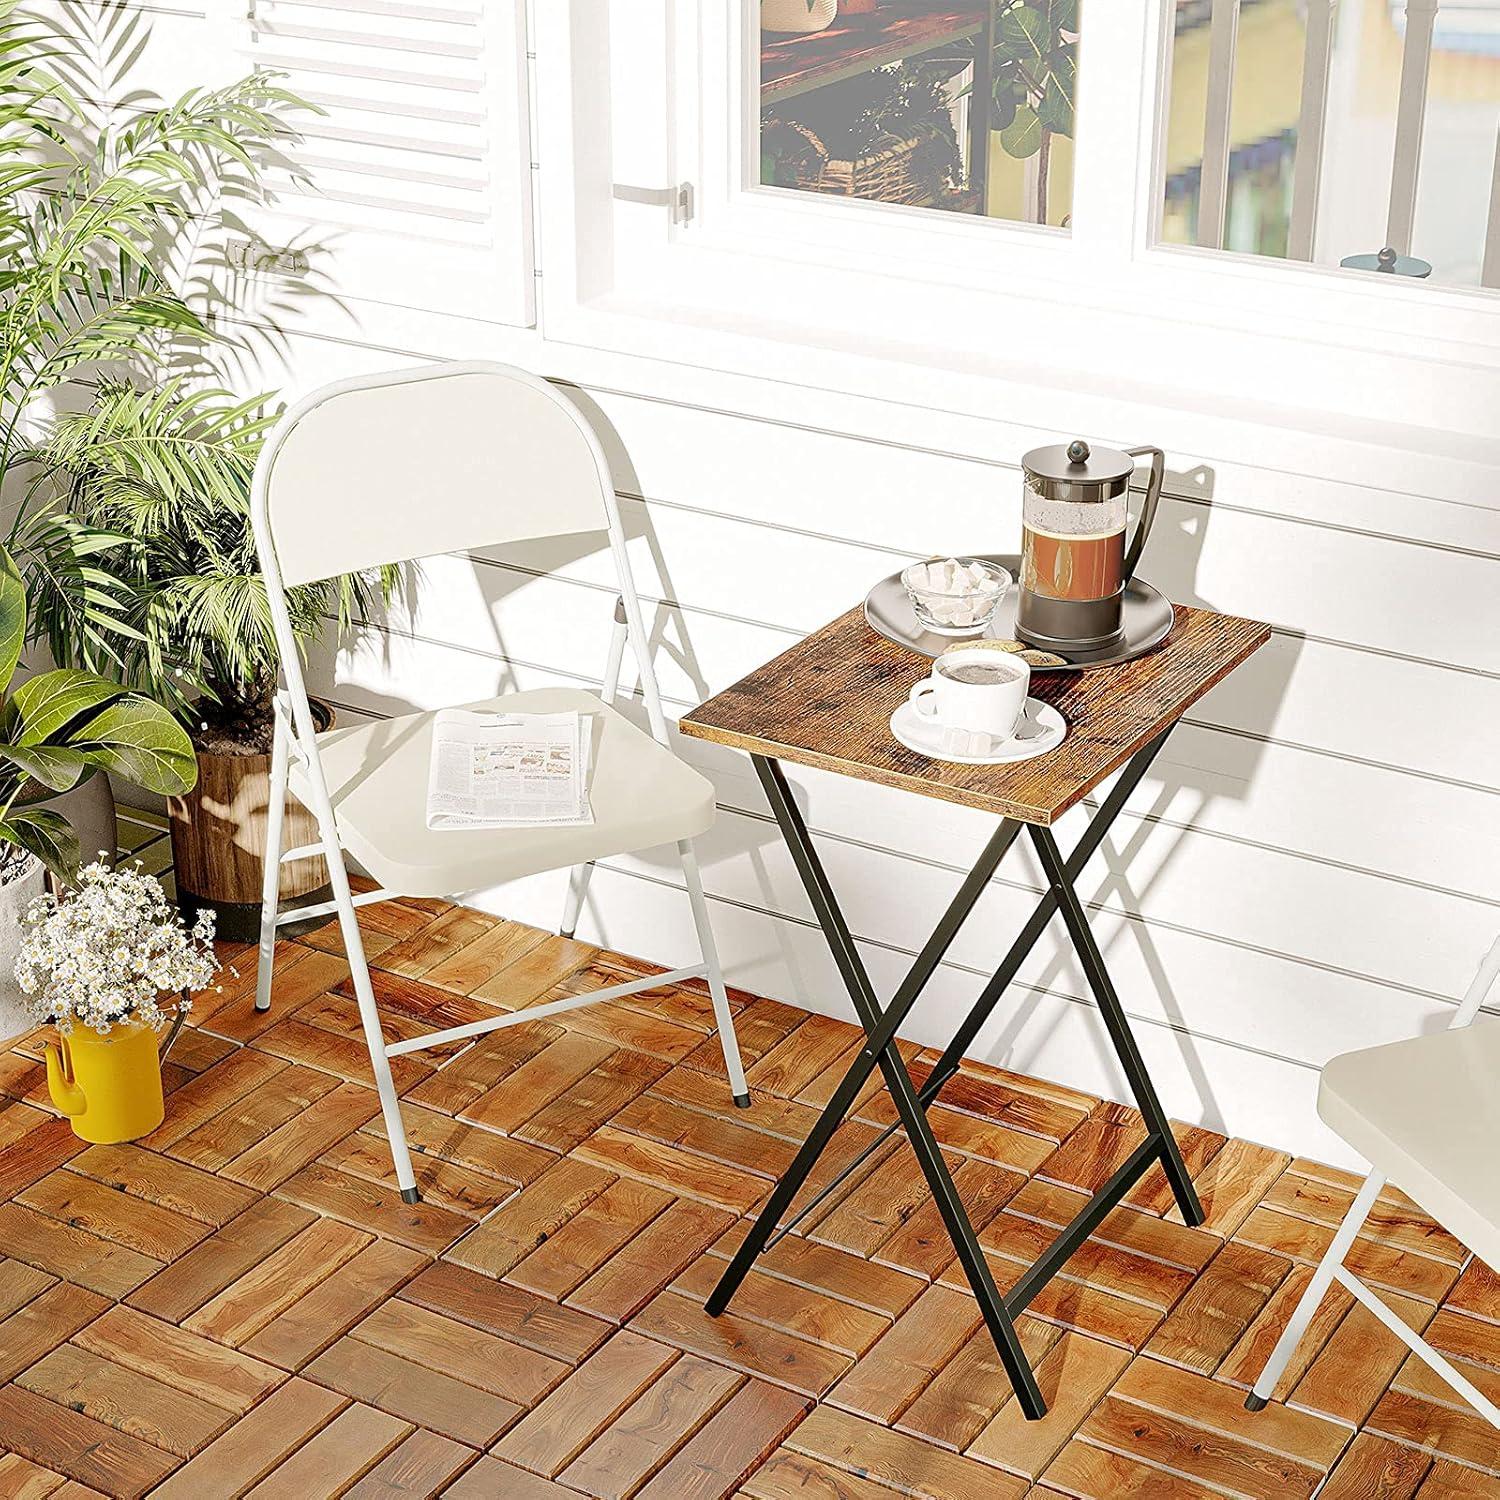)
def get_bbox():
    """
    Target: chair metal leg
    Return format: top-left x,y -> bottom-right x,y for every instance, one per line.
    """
254,703 -> 290,1014
1246,1169 -> 1383,1410
678,839 -> 750,1106
316,817 -> 421,1203
560,861 -> 595,940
